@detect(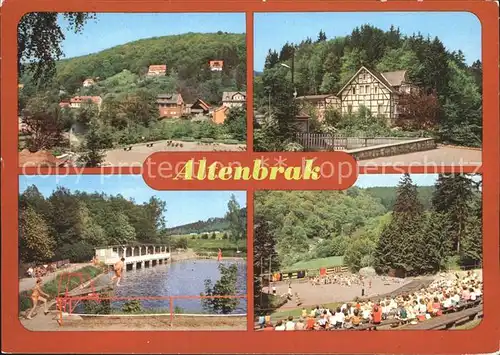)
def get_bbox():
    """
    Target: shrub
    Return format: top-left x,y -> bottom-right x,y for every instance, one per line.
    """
180,137 -> 195,142
174,238 -> 189,249
201,264 -> 240,314
122,300 -> 143,314
201,234 -> 209,240
201,138 -> 215,143
83,291 -> 111,314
